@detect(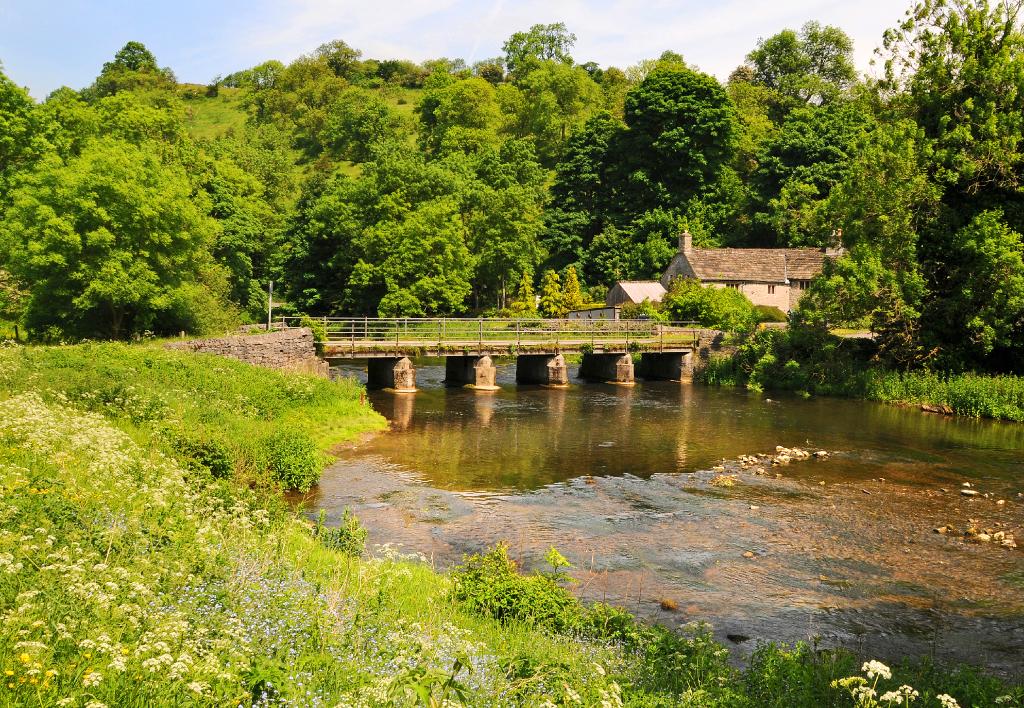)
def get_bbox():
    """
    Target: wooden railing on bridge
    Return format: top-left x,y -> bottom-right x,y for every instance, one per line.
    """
277,317 -> 701,353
